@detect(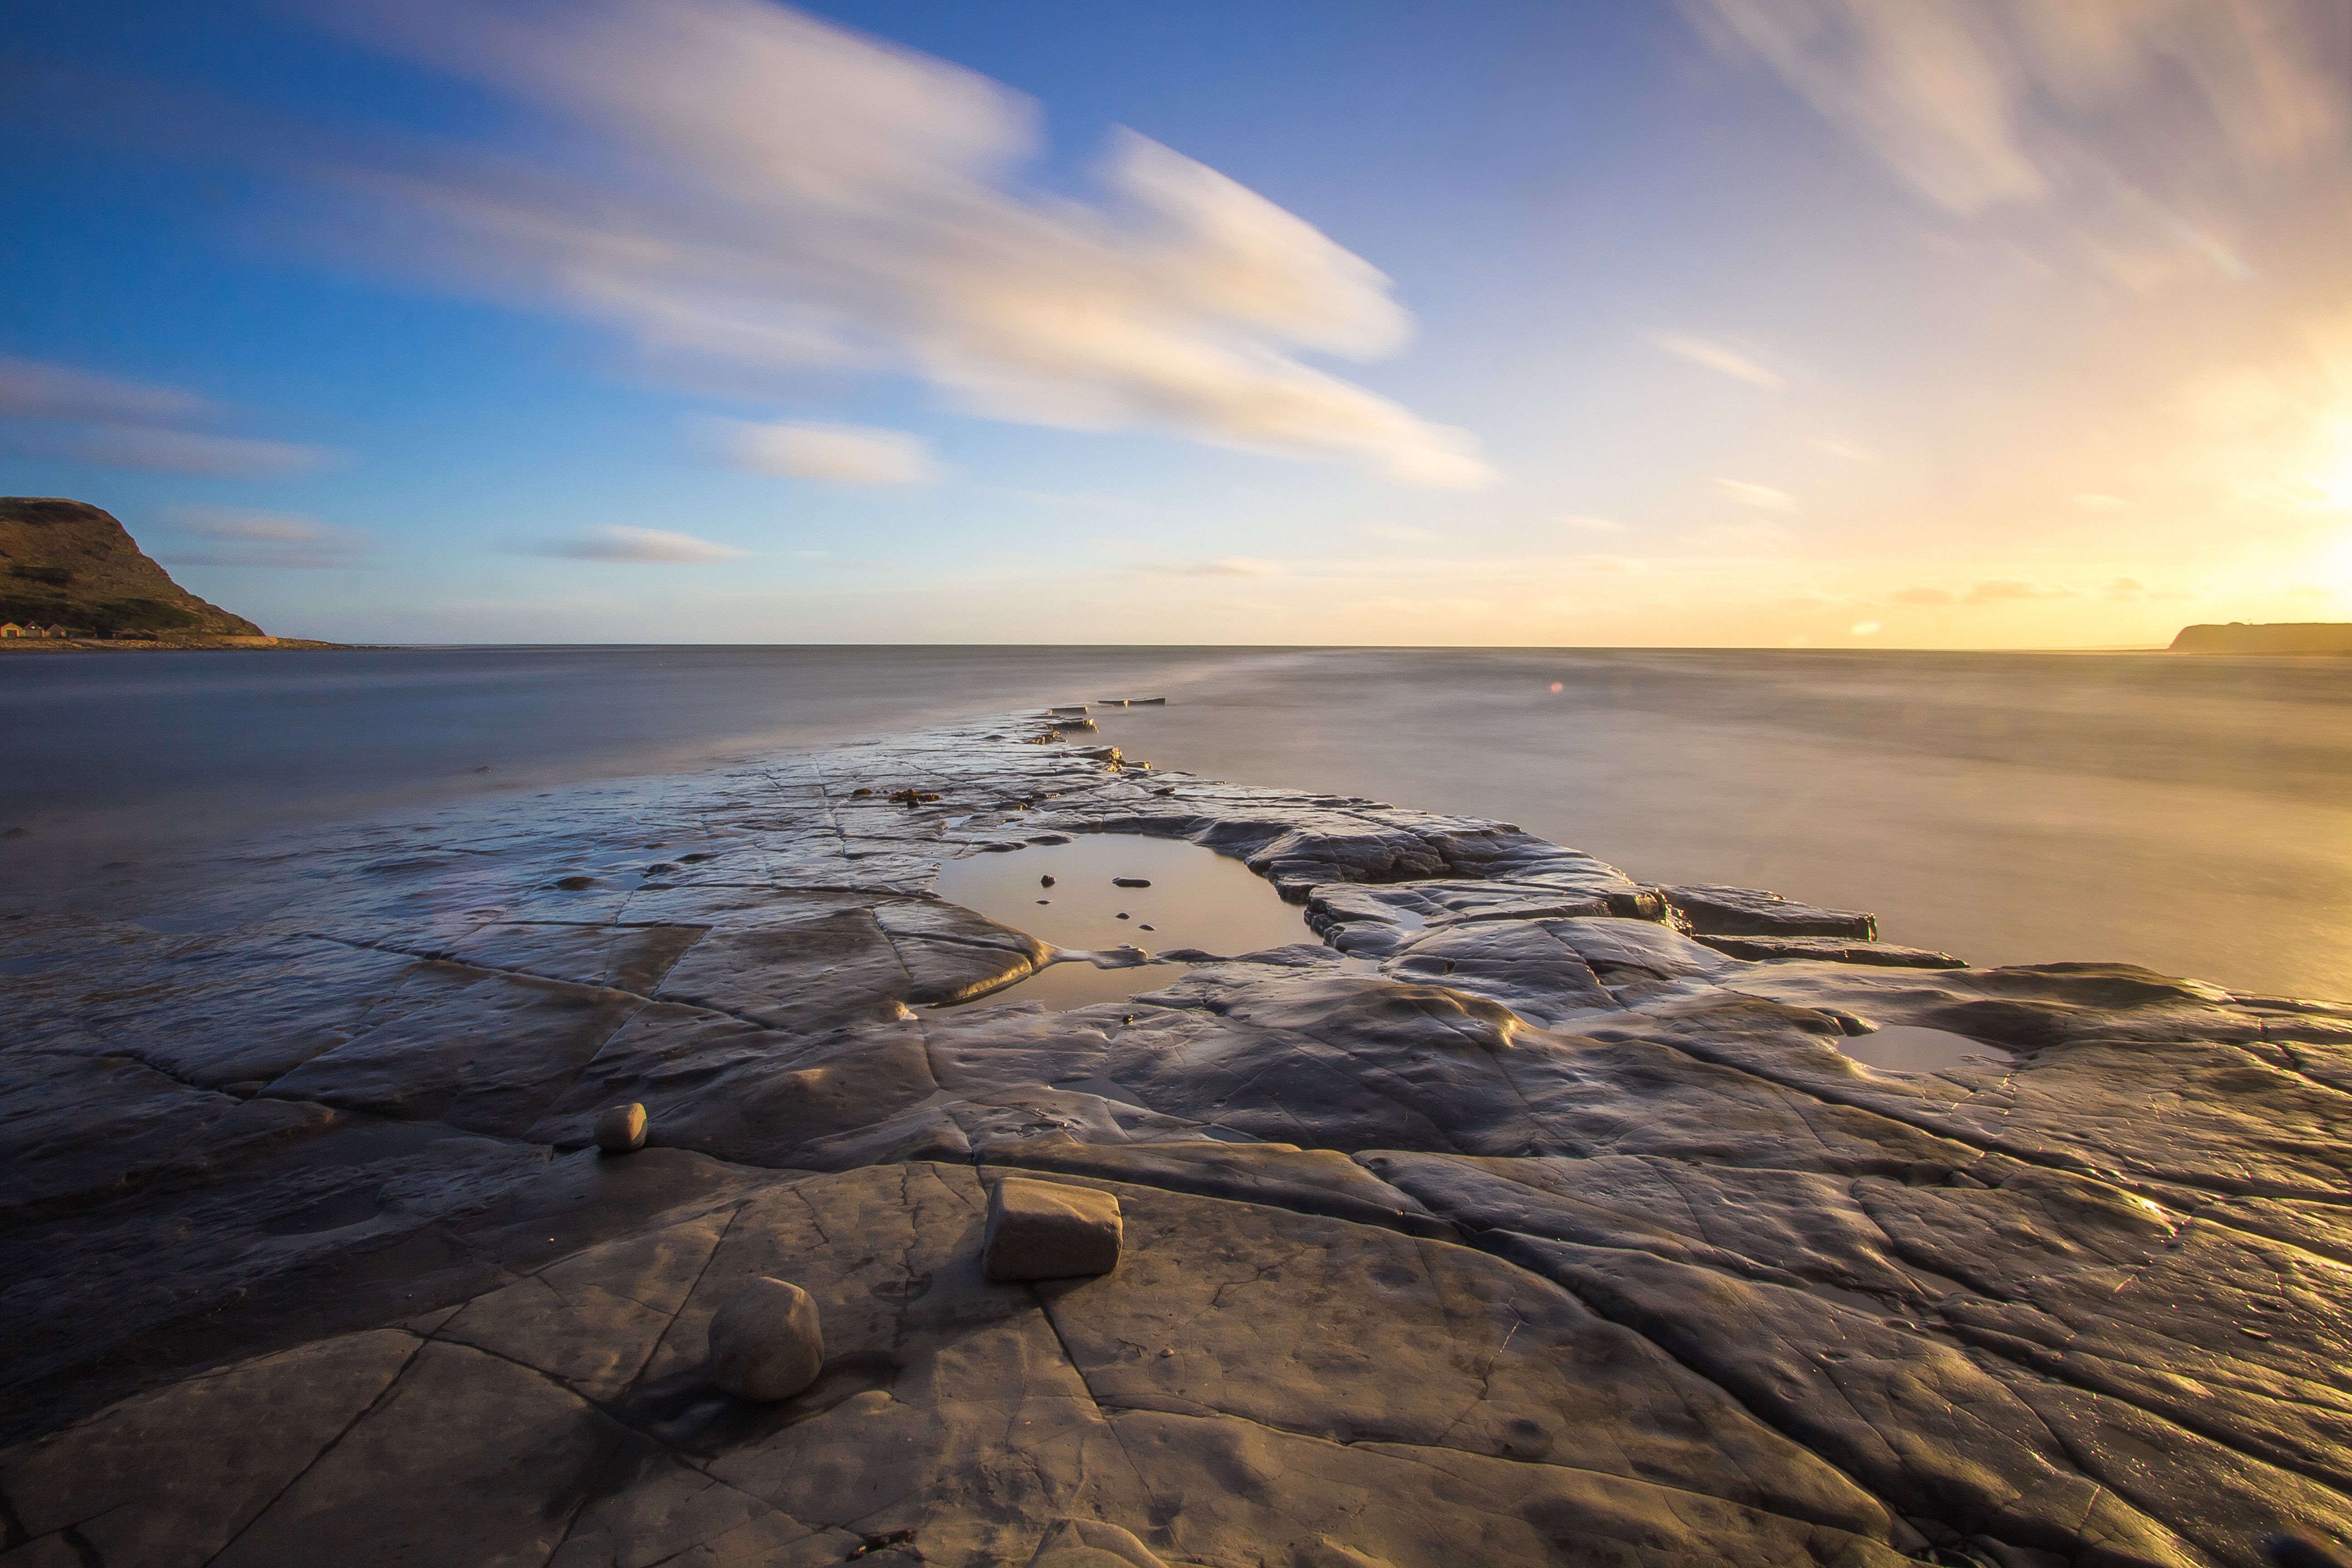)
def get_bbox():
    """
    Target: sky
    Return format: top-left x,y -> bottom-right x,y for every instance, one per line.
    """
4,0 -> 2351,647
